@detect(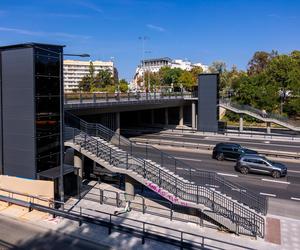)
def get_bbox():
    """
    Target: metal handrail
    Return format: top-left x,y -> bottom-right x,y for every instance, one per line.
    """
65,111 -> 268,215
64,91 -> 192,105
0,191 -> 255,249
219,99 -> 291,123
64,126 -> 265,238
